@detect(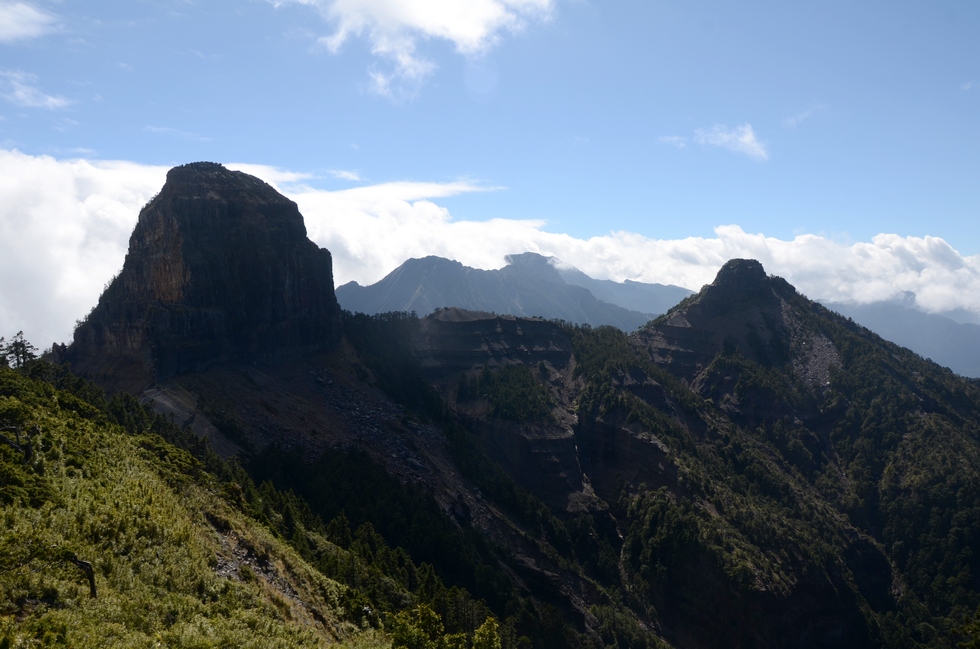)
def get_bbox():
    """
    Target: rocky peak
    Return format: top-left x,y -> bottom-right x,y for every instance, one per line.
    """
67,162 -> 342,393
702,258 -> 769,302
632,259 -> 792,381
